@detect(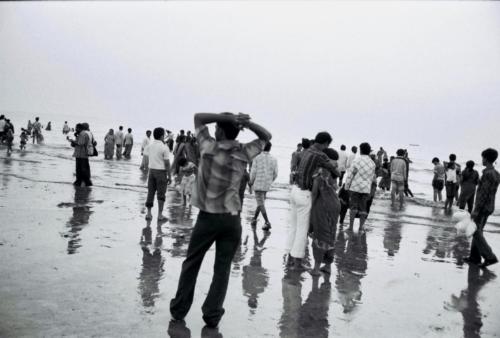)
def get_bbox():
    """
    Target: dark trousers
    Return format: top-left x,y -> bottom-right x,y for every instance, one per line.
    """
75,158 -> 92,186
339,171 -> 346,187
170,211 -> 242,326
470,213 -> 497,262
